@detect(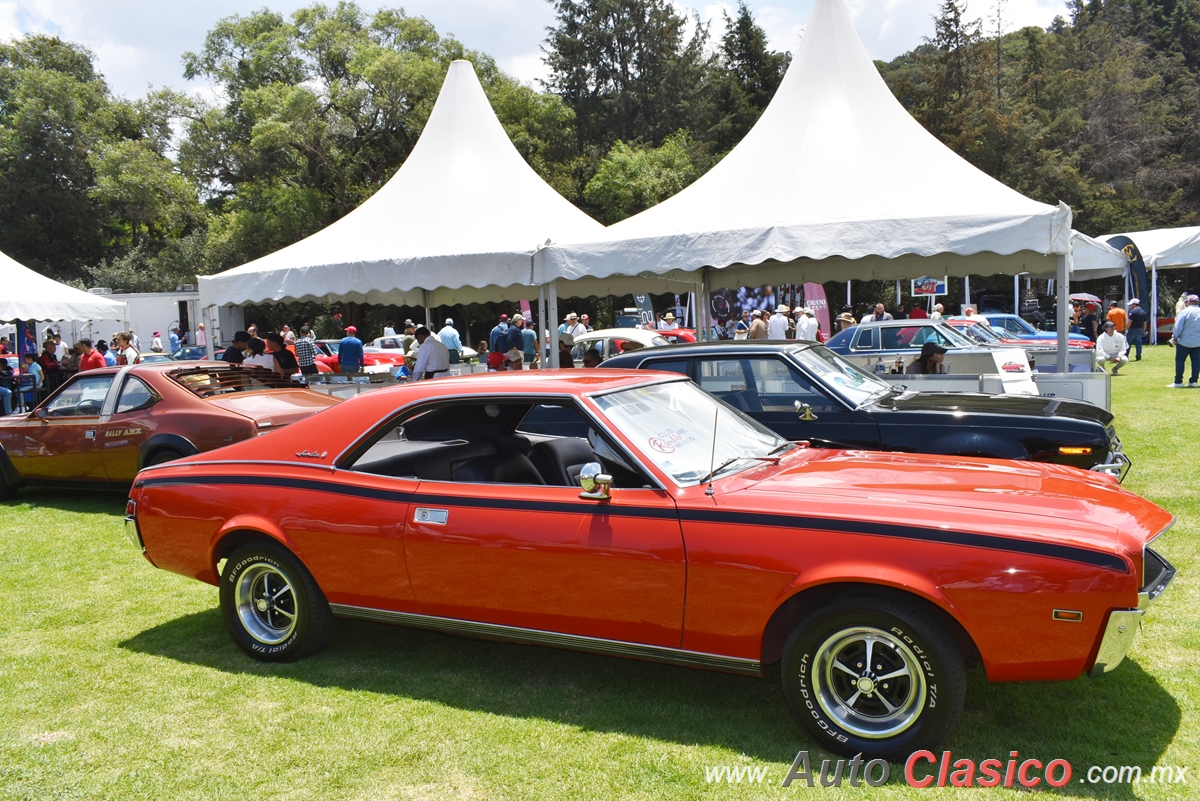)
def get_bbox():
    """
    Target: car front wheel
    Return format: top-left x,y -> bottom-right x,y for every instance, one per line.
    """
220,540 -> 338,662
781,592 -> 966,760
